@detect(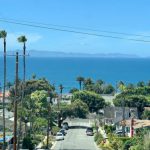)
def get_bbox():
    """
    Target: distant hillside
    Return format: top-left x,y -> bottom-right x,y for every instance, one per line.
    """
0,50 -> 139,58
